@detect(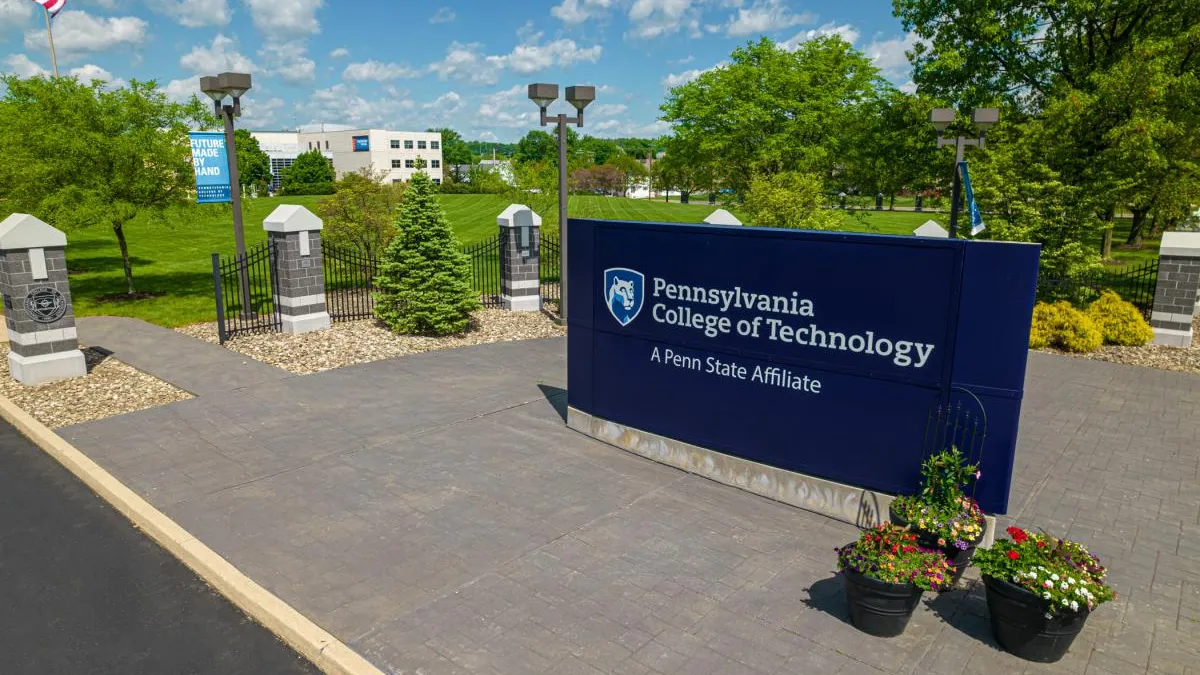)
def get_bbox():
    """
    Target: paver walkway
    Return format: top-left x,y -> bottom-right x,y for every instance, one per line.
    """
59,339 -> 1200,675
76,316 -> 290,395
0,417 -> 320,675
